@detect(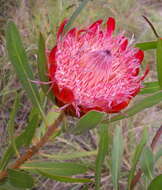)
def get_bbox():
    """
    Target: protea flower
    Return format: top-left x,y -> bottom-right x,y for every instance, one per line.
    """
48,18 -> 148,117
